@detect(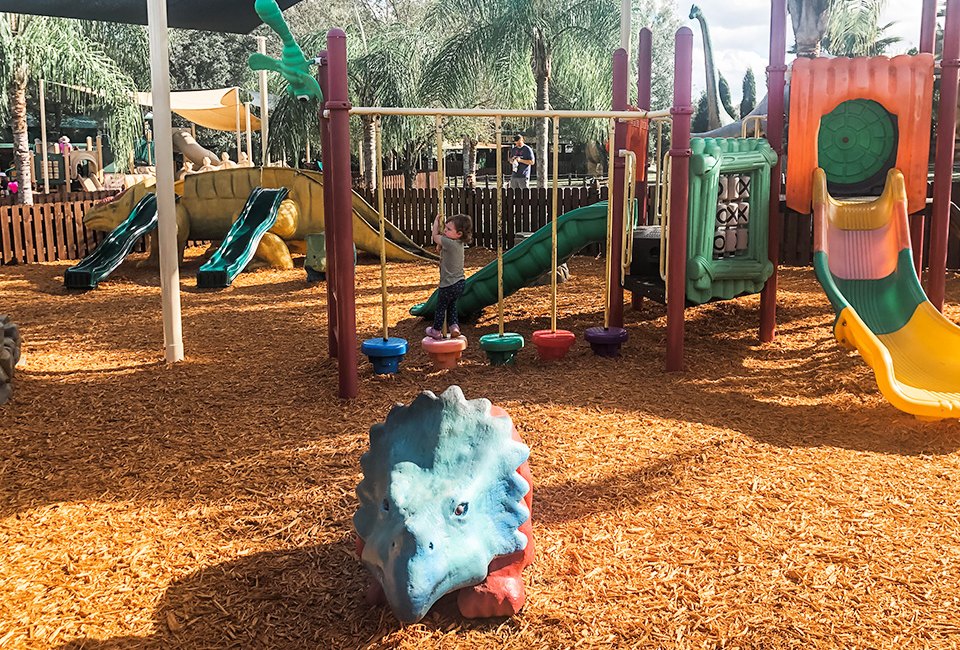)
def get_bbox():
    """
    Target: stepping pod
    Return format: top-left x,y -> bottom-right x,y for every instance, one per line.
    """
361,337 -> 408,375
422,336 -> 468,370
584,326 -> 628,357
531,329 -> 575,361
479,333 -> 525,366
